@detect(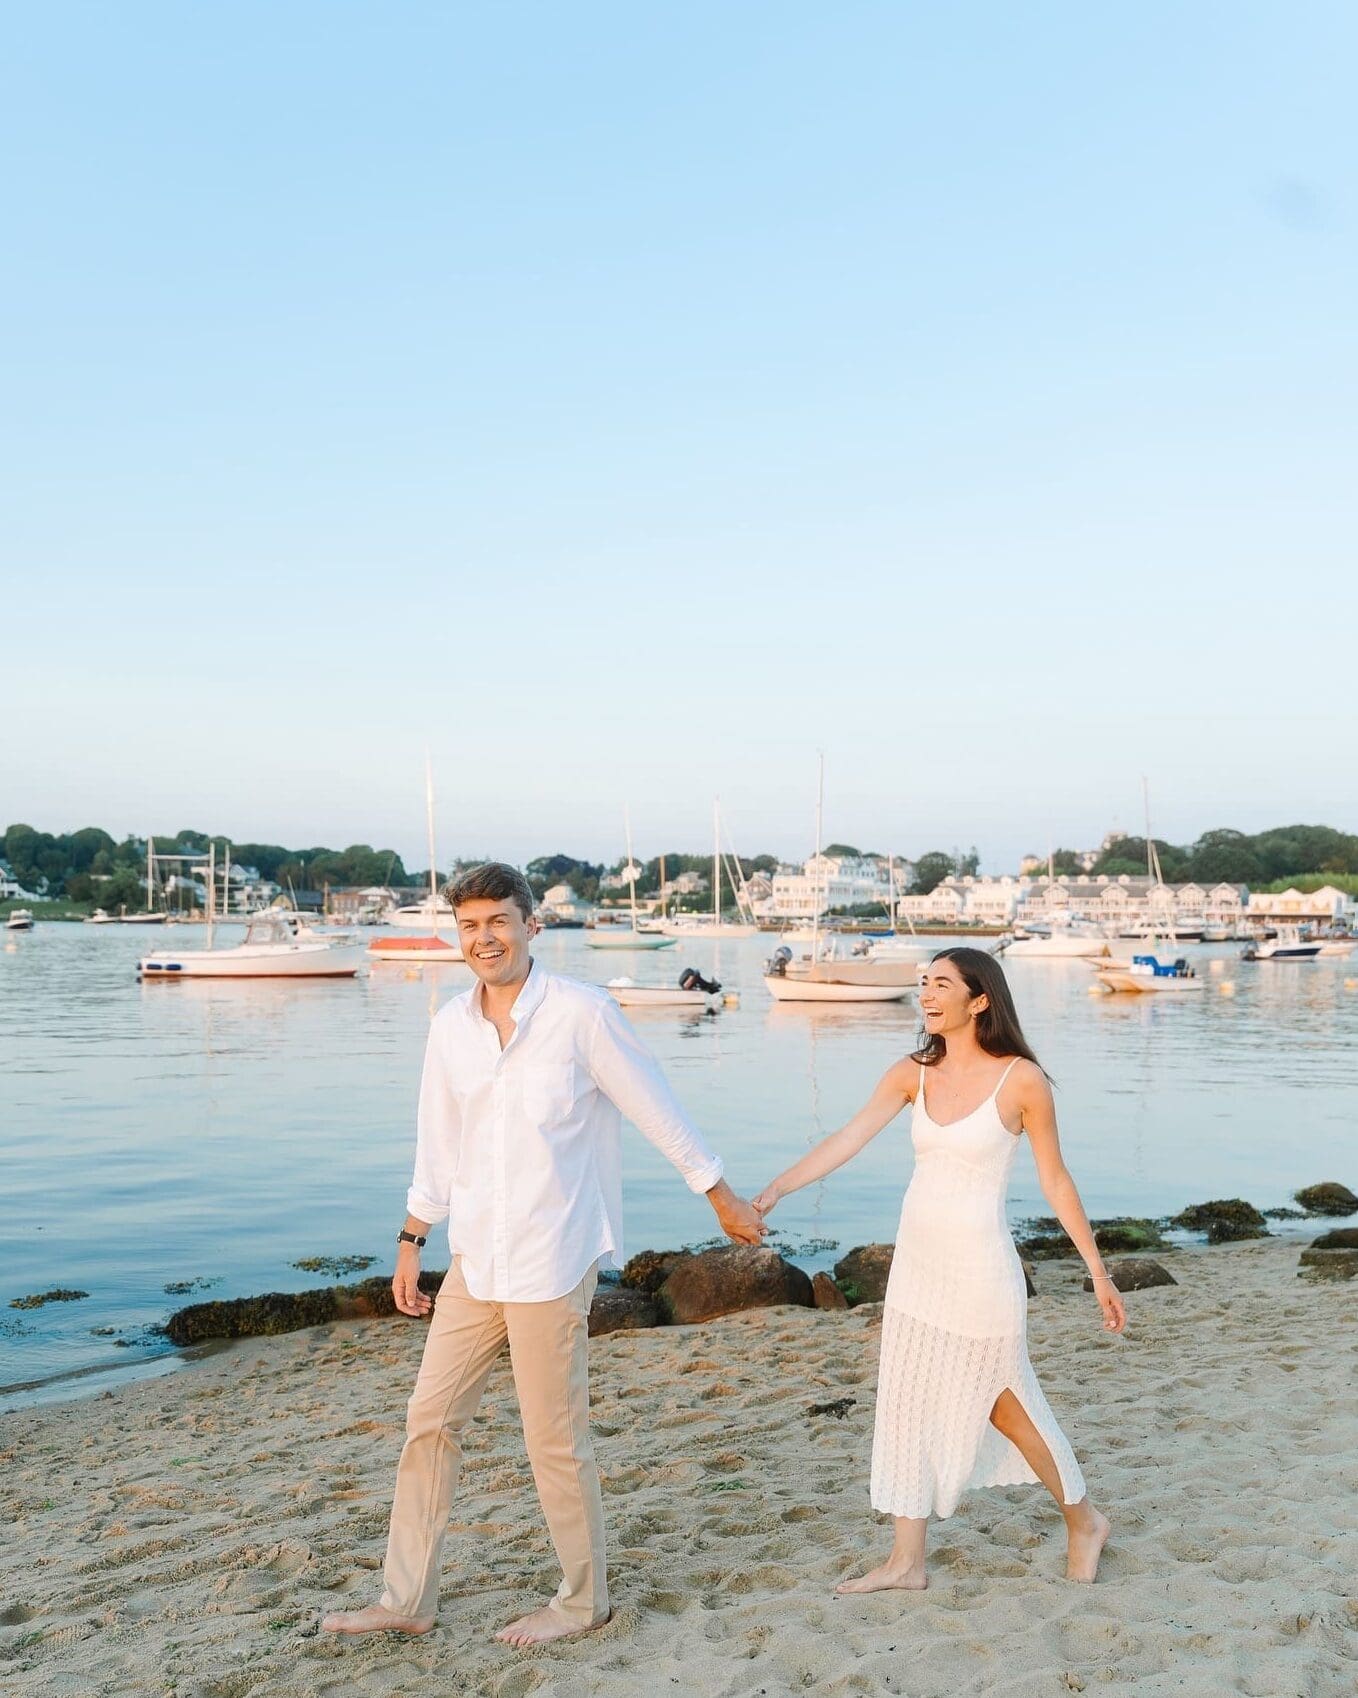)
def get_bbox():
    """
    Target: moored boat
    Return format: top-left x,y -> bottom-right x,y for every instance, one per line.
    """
1094,954 -> 1204,994
605,968 -> 722,1009
1242,927 -> 1323,962
6,909 -> 35,931
138,913 -> 364,979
